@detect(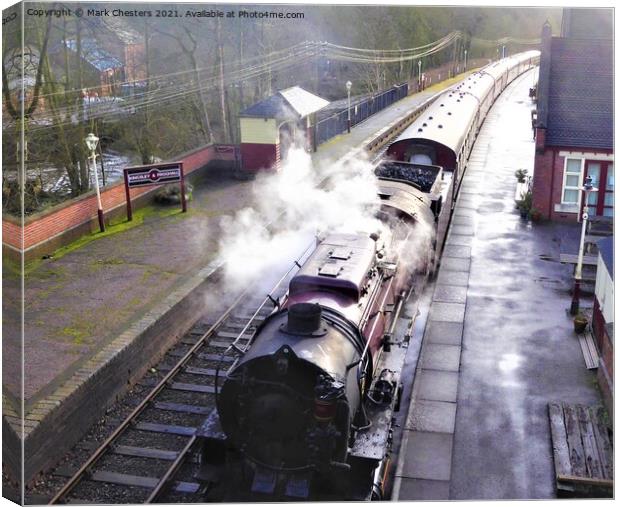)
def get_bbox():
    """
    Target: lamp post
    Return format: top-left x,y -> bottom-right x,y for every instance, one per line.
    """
346,80 -> 352,133
418,60 -> 422,89
464,49 -> 468,71
85,132 -> 105,232
570,175 -> 597,315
